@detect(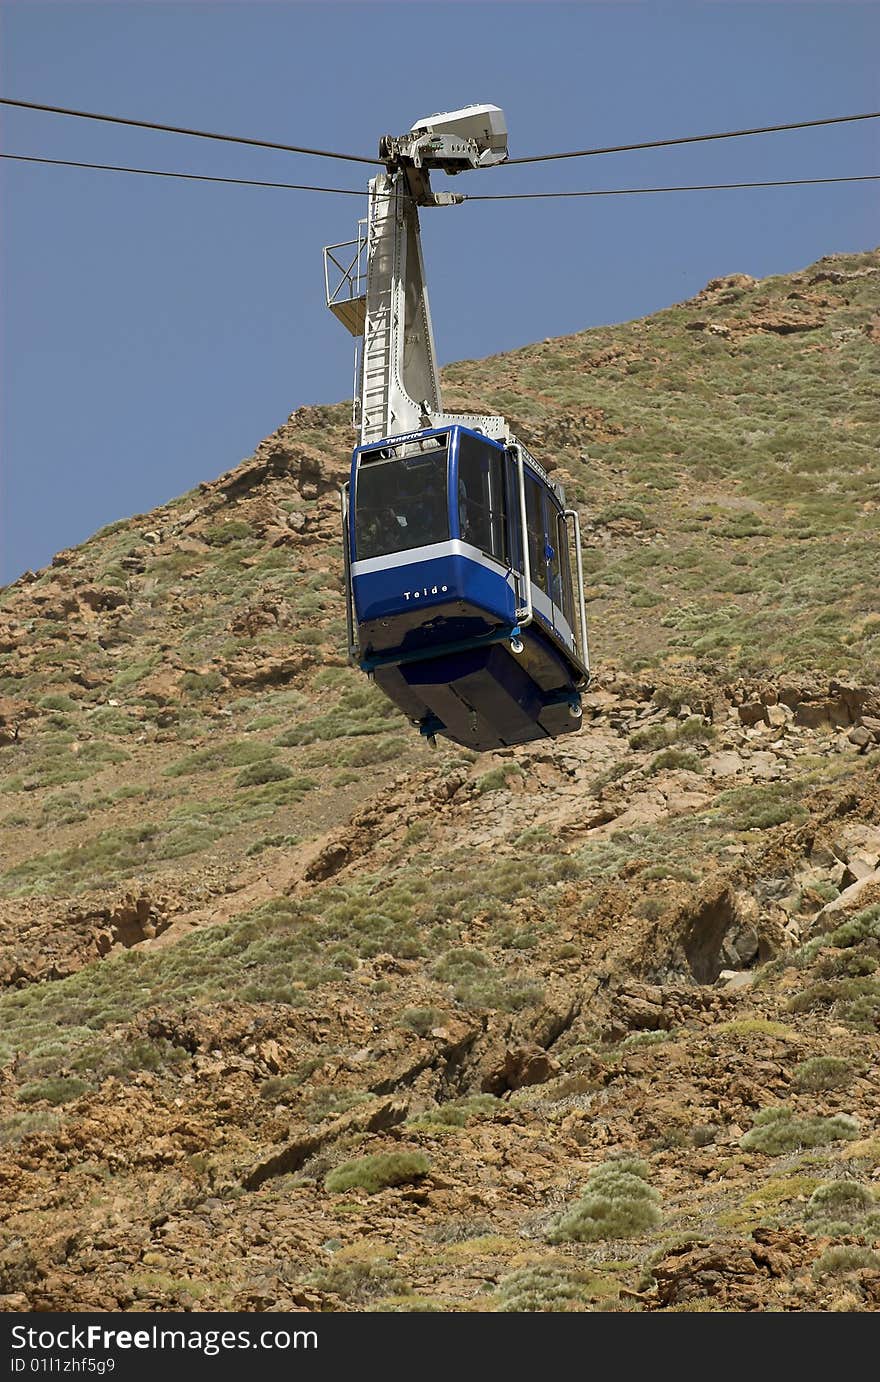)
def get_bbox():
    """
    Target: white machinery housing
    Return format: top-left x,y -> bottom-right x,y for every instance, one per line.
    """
324,104 -> 511,445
